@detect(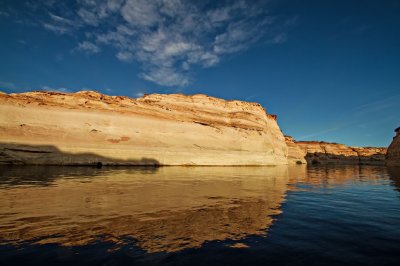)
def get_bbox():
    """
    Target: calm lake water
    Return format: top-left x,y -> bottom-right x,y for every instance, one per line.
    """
1,165 -> 400,266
